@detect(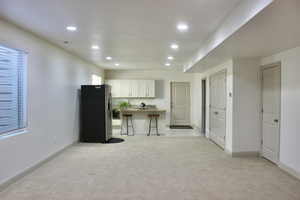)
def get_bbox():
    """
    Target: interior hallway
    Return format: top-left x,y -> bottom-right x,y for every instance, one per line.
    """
1,136 -> 300,200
